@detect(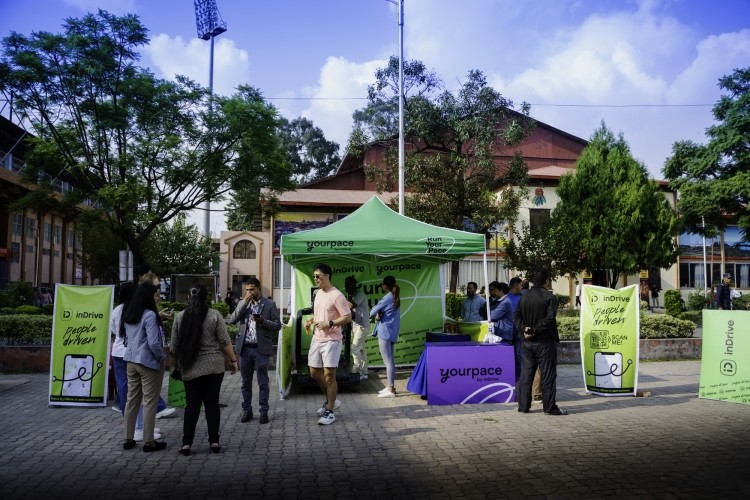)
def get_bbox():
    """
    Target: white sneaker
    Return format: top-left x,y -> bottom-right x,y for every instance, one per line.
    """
317,409 -> 336,425
156,407 -> 176,419
378,387 -> 391,394
134,429 -> 161,442
316,399 -> 341,416
111,404 -> 121,412
378,390 -> 395,398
